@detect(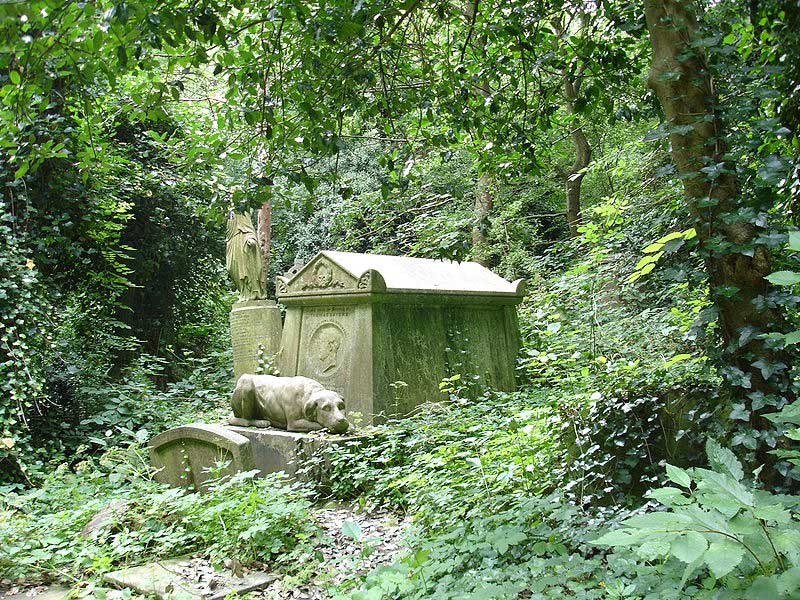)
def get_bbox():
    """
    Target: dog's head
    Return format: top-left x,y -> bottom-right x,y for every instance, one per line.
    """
304,390 -> 350,433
